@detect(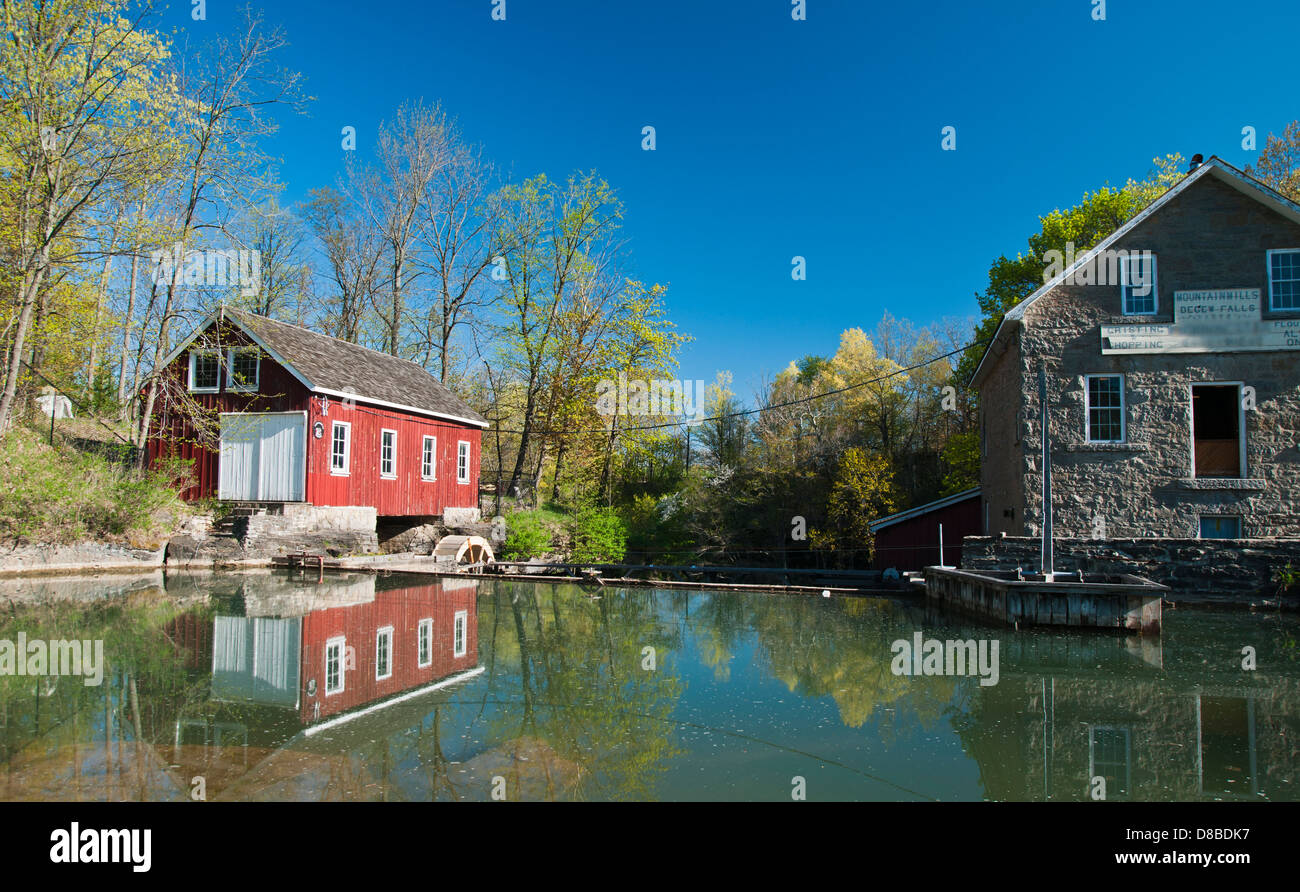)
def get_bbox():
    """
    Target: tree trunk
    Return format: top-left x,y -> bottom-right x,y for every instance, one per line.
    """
117,247 -> 141,416
87,253 -> 115,394
550,441 -> 567,503
506,385 -> 538,500
135,270 -> 180,462
0,261 -> 48,433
